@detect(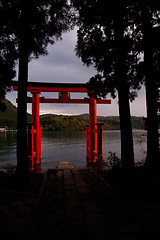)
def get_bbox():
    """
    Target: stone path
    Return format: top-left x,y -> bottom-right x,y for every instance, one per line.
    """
2,168 -> 160,239
23,168 -> 141,240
